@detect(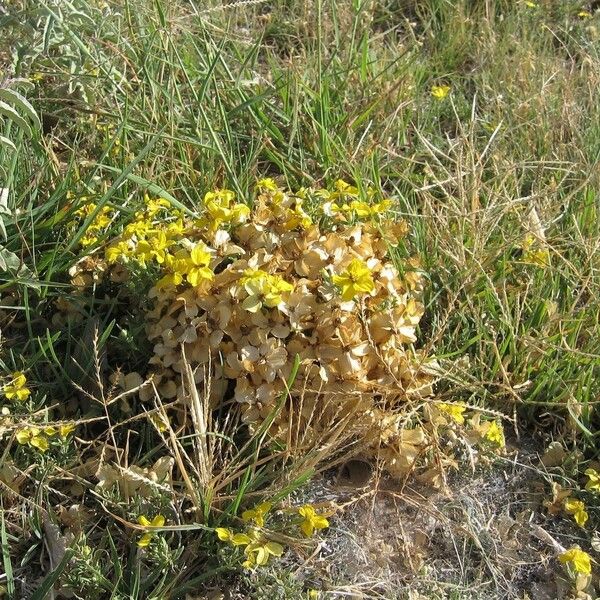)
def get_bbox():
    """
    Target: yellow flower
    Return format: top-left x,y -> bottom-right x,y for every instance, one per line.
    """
585,468 -> 600,492
203,189 -> 249,230
149,412 -> 169,432
240,270 -> 293,311
185,243 -> 214,287
165,219 -> 186,239
145,196 -> 171,217
242,502 -> 272,527
564,498 -> 588,527
59,423 -> 76,438
137,514 -> 165,548
524,1 -> 537,7
348,201 -> 372,218
431,85 -> 451,100
79,232 -> 99,247
134,230 -> 171,266
214,528 -> 252,546
437,403 -> 466,424
3,372 -> 31,401
484,421 -> 505,447
284,203 -> 313,230
559,547 -> 592,575
105,240 -> 132,263
332,179 -> 359,198
256,178 -> 279,192
522,234 -> 549,267
16,427 -> 49,452
124,218 -> 153,239
298,505 -> 329,538
578,11 -> 592,18
332,259 -> 375,301
243,534 -> 284,567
